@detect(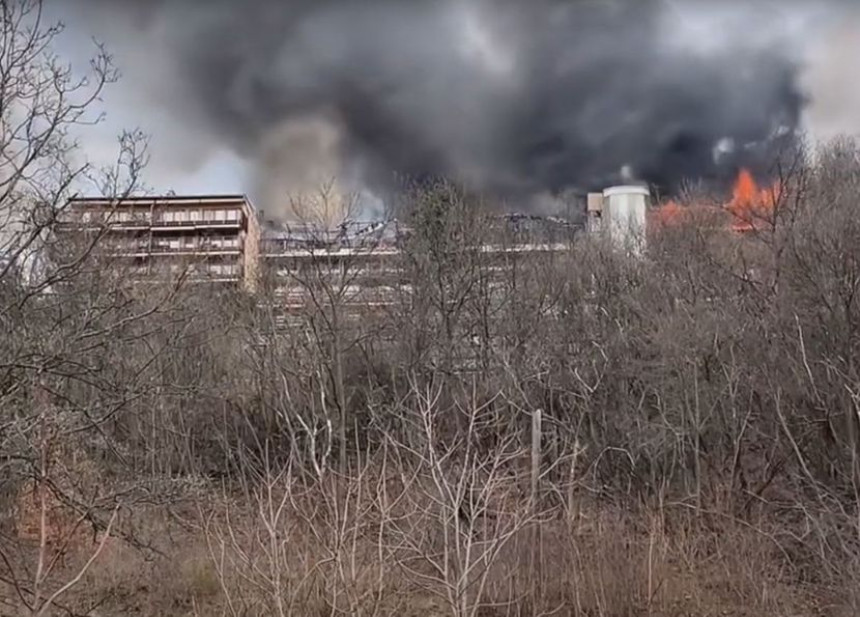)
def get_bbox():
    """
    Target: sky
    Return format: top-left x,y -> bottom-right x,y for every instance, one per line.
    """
45,0 -> 860,209
49,3 -> 248,196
